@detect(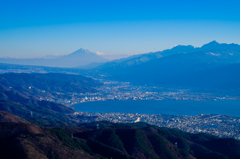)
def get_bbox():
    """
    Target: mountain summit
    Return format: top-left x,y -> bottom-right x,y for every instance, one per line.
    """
67,48 -> 93,56
0,48 -> 109,68
206,40 -> 219,45
59,48 -> 109,66
200,40 -> 240,51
